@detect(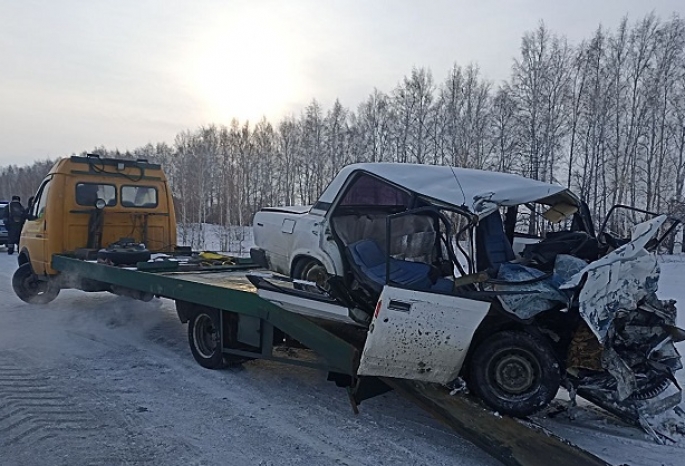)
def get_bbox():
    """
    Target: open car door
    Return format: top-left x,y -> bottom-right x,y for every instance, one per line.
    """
357,286 -> 490,385
599,204 -> 681,251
